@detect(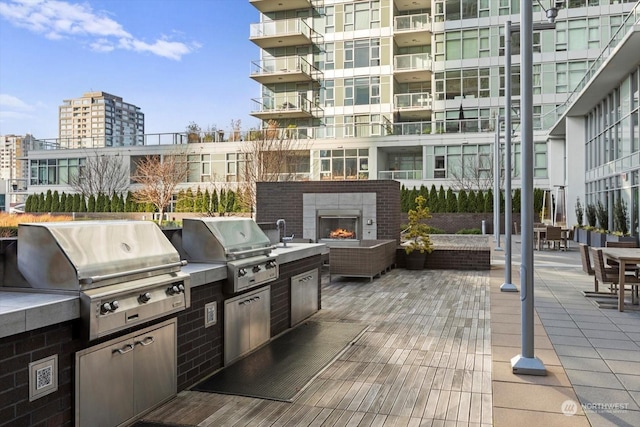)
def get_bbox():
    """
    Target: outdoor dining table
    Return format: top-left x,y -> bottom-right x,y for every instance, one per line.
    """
533,227 -> 571,251
600,247 -> 640,312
